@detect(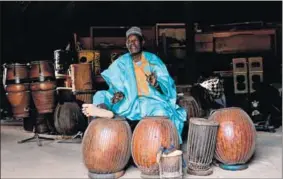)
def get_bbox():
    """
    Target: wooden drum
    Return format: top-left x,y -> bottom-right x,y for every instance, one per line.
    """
82,117 -> 132,179
159,150 -> 183,179
131,117 -> 180,178
187,118 -> 219,176
177,95 -> 202,120
70,63 -> 93,91
30,81 -> 56,114
208,107 -> 257,171
5,83 -> 30,118
73,90 -> 96,105
29,60 -> 55,82
3,63 -> 29,84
